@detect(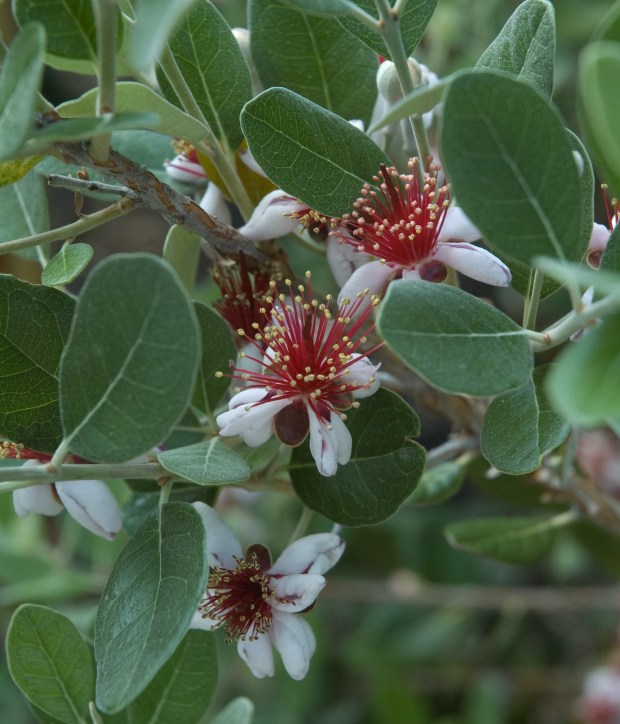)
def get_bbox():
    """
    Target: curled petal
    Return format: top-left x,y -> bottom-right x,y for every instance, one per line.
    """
199,183 -> 231,225
270,533 -> 345,576
346,353 -> 380,399
587,222 -> 611,255
55,480 -> 122,540
326,234 -> 368,287
192,502 -> 243,567
337,260 -> 397,305
271,611 -> 316,680
308,411 -> 352,476
438,207 -> 481,244
433,242 -> 511,286
217,389 -> 291,445
269,573 -> 326,613
238,190 -> 304,242
164,154 -> 207,184
13,483 -> 63,517
237,631 -> 275,679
